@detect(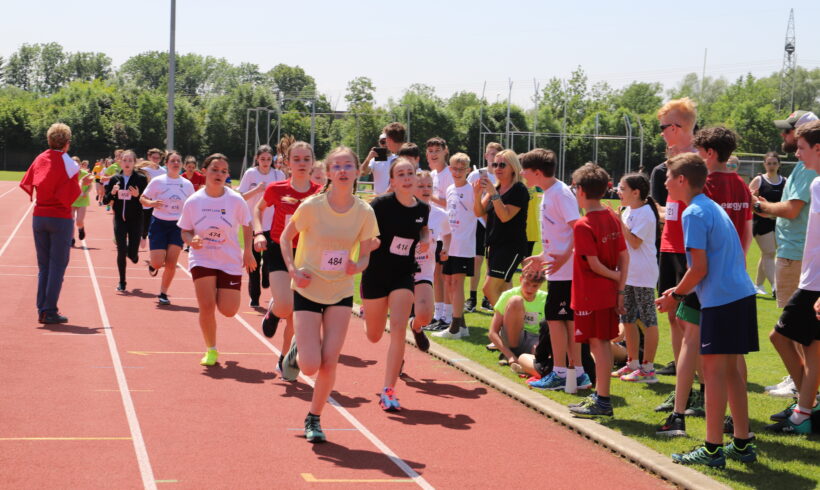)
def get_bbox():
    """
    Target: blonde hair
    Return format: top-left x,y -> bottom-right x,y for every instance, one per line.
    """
657,97 -> 698,133
449,152 -> 471,167
496,149 -> 524,184
47,123 -> 71,150
389,157 -> 415,178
